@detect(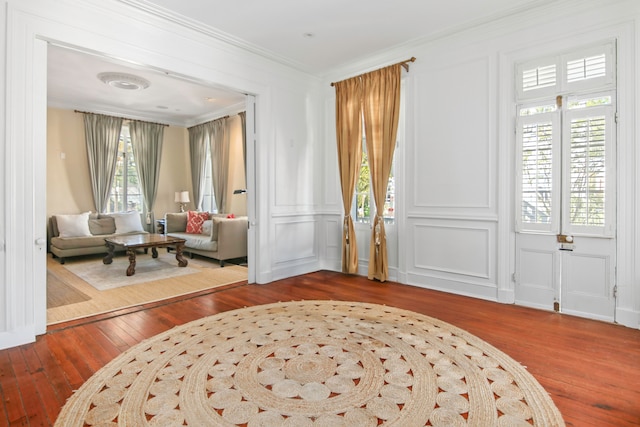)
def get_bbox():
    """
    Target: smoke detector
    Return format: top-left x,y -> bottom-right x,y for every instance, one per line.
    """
97,72 -> 150,90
